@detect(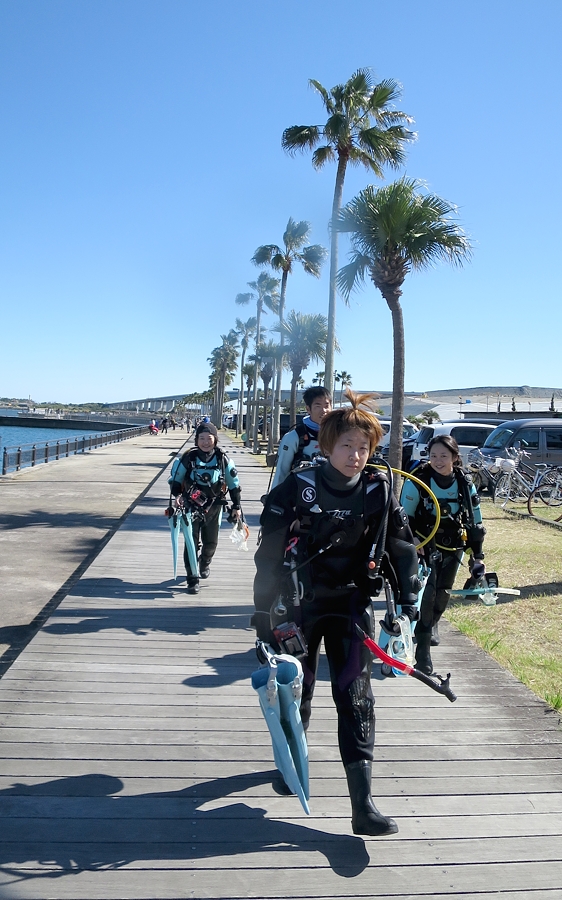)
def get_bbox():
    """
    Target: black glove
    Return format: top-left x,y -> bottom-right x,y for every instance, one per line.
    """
400,604 -> 419,622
